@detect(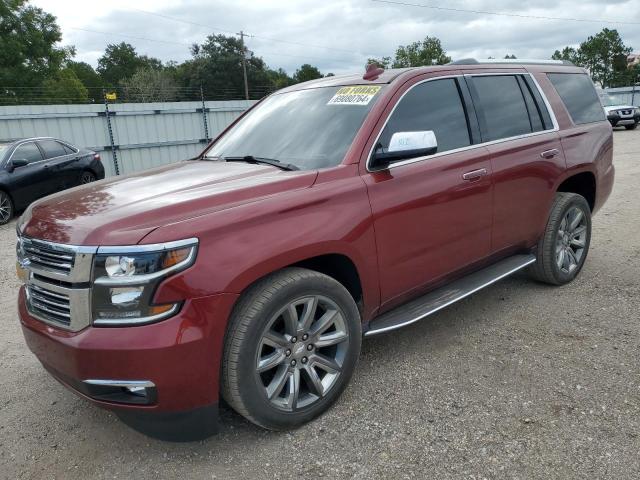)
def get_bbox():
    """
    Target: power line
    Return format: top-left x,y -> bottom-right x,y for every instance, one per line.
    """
371,0 -> 640,25
126,6 -> 363,55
